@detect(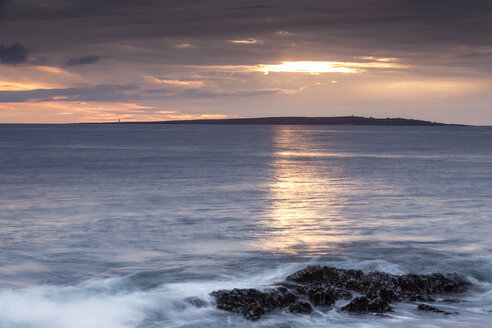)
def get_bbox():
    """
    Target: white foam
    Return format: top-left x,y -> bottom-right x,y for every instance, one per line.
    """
1,263 -> 492,328
0,282 -> 149,328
